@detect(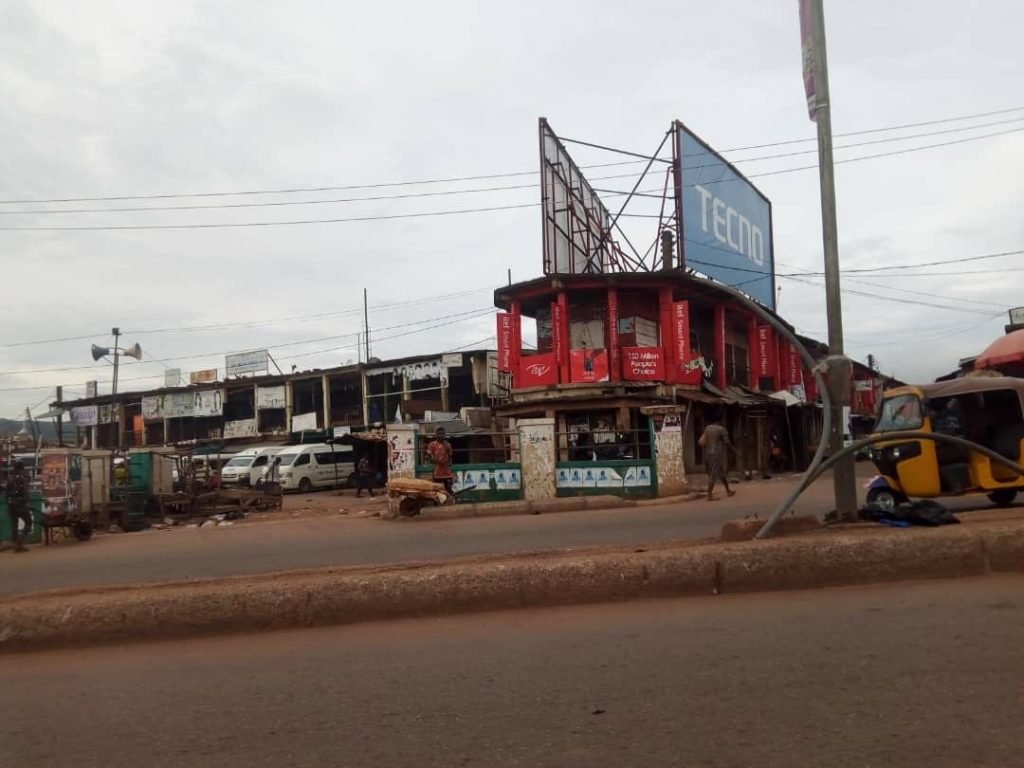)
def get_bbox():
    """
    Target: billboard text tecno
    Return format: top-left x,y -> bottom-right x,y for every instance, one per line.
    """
674,123 -> 775,309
